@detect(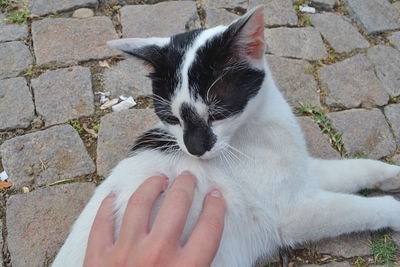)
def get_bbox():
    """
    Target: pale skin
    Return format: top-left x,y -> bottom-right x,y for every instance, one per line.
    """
83,173 -> 226,267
